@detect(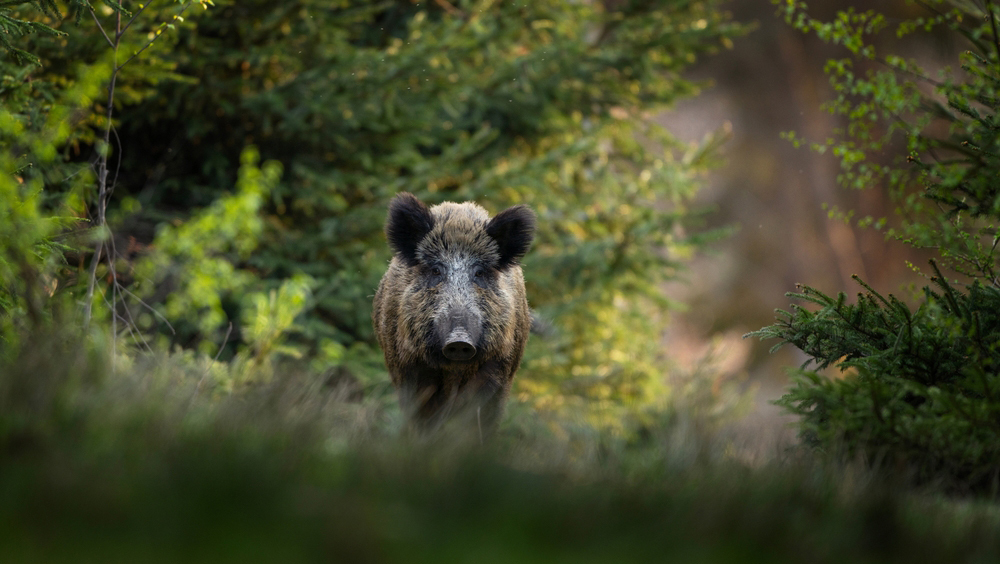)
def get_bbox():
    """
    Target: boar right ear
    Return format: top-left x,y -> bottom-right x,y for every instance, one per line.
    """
386,192 -> 434,266
486,204 -> 536,269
